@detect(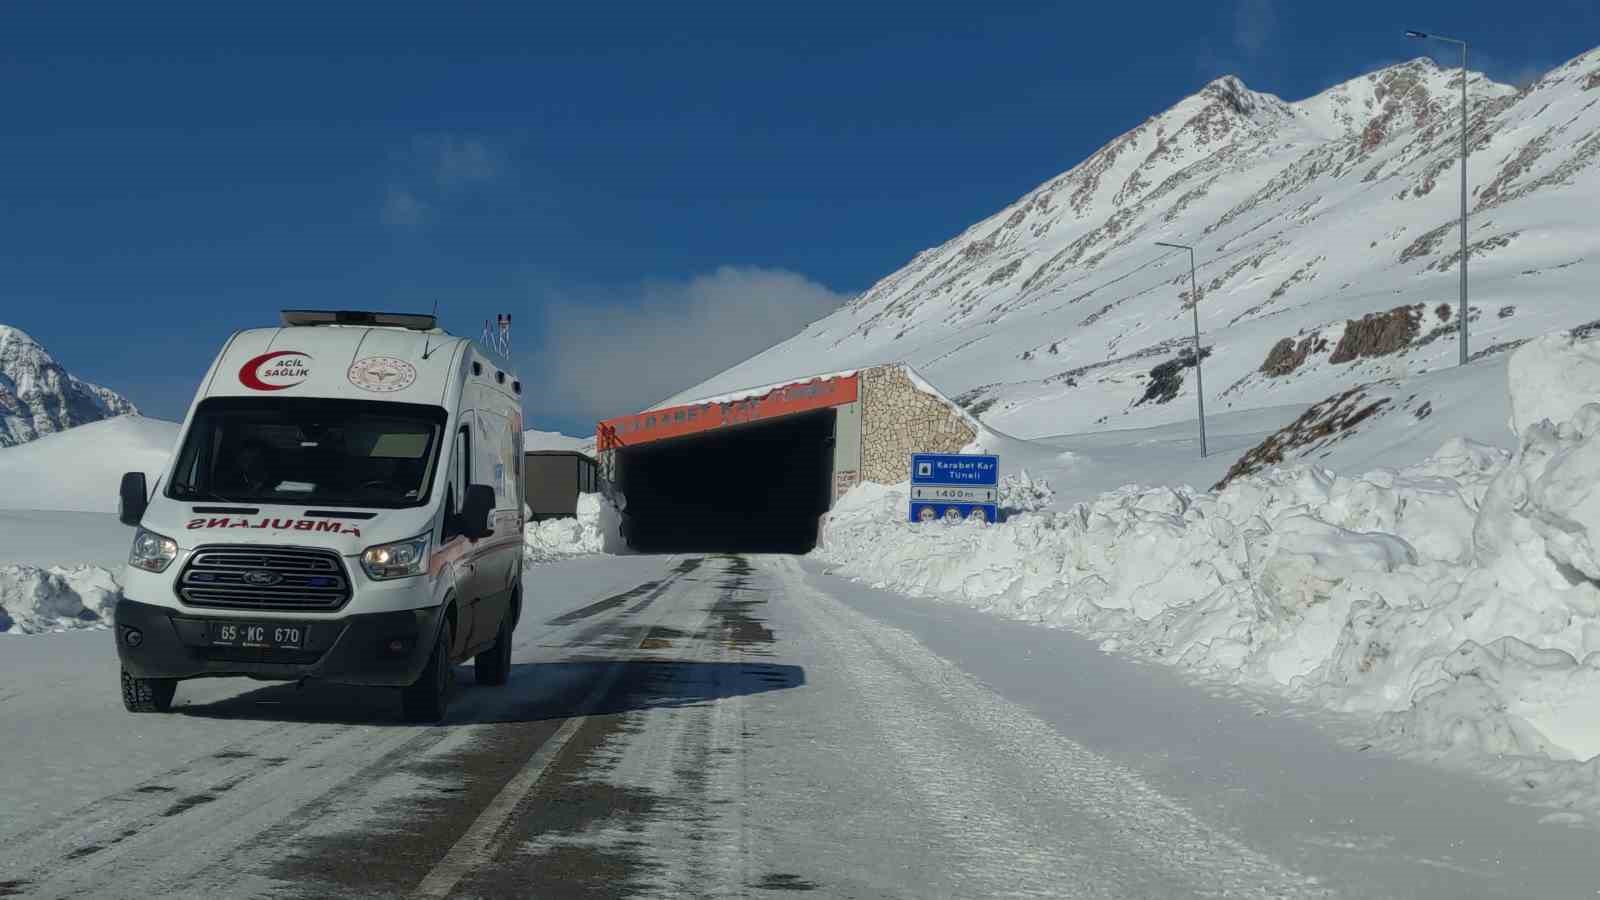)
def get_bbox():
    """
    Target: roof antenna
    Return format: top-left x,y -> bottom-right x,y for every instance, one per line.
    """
422,299 -> 439,359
